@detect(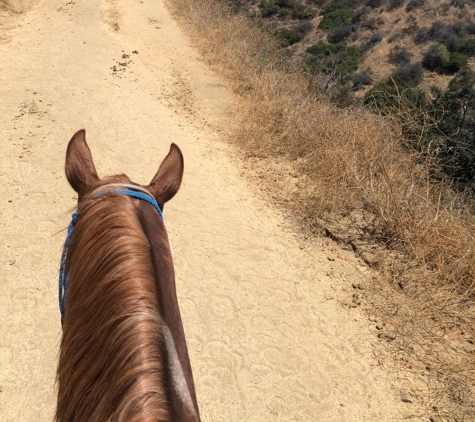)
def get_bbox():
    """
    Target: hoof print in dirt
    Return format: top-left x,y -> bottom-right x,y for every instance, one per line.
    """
400,390 -> 414,403
378,331 -> 396,342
